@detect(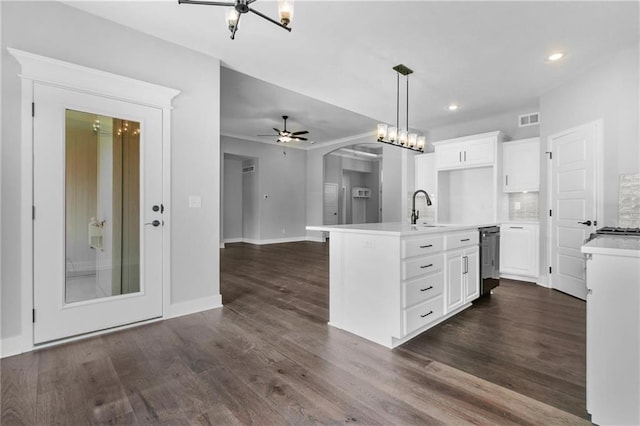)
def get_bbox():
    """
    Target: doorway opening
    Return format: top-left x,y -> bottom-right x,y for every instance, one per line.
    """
222,153 -> 260,245
322,144 -> 382,225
